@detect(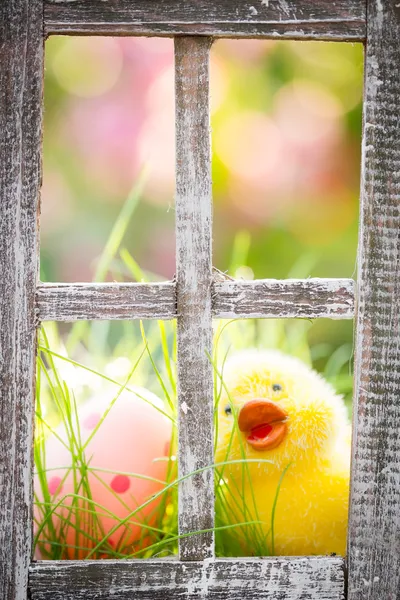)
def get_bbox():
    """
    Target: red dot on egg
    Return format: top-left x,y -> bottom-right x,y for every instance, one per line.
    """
83,412 -> 101,430
164,441 -> 170,456
111,475 -> 130,494
48,476 -> 63,496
